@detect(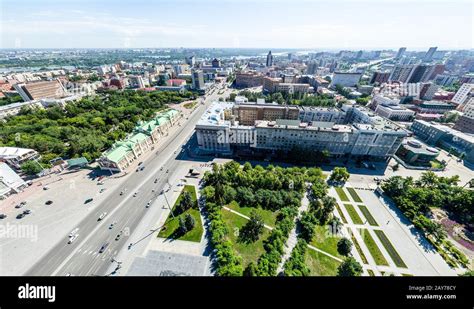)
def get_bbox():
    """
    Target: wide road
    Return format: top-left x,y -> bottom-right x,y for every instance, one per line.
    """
26,84 -> 233,276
